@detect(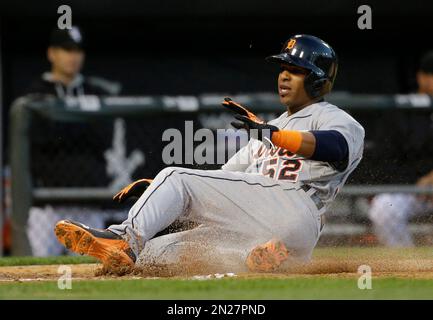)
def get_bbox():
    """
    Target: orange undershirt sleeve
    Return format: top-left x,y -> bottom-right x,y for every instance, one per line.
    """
271,130 -> 303,153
